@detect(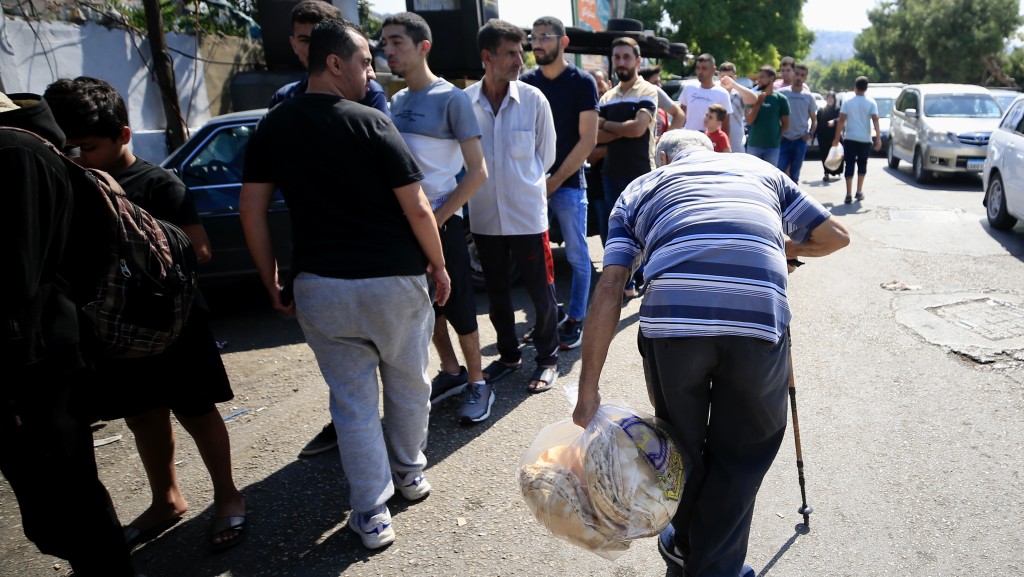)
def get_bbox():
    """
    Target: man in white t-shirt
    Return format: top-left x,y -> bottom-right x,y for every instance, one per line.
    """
678,53 -> 732,140
717,61 -> 746,153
